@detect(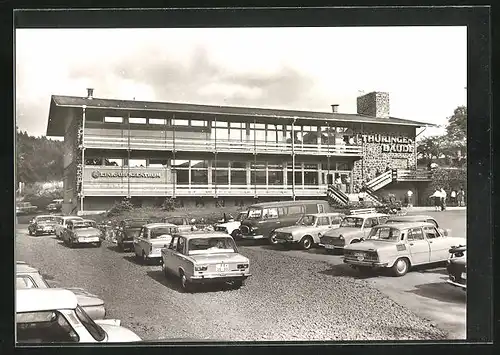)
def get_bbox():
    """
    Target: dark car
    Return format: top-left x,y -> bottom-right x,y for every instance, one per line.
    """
446,245 -> 466,291
46,199 -> 64,213
115,219 -> 152,251
28,215 -> 58,236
